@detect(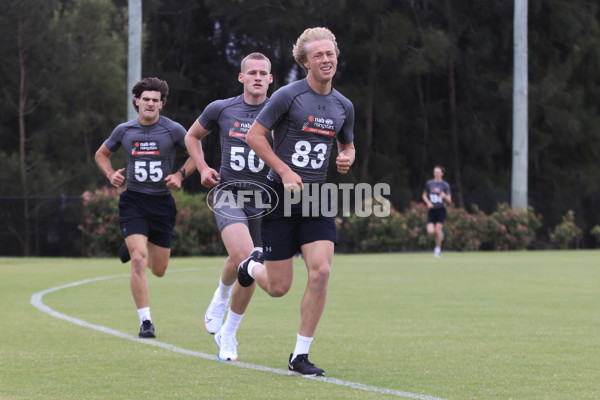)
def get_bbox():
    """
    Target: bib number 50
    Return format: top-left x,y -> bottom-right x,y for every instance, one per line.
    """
230,146 -> 264,172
